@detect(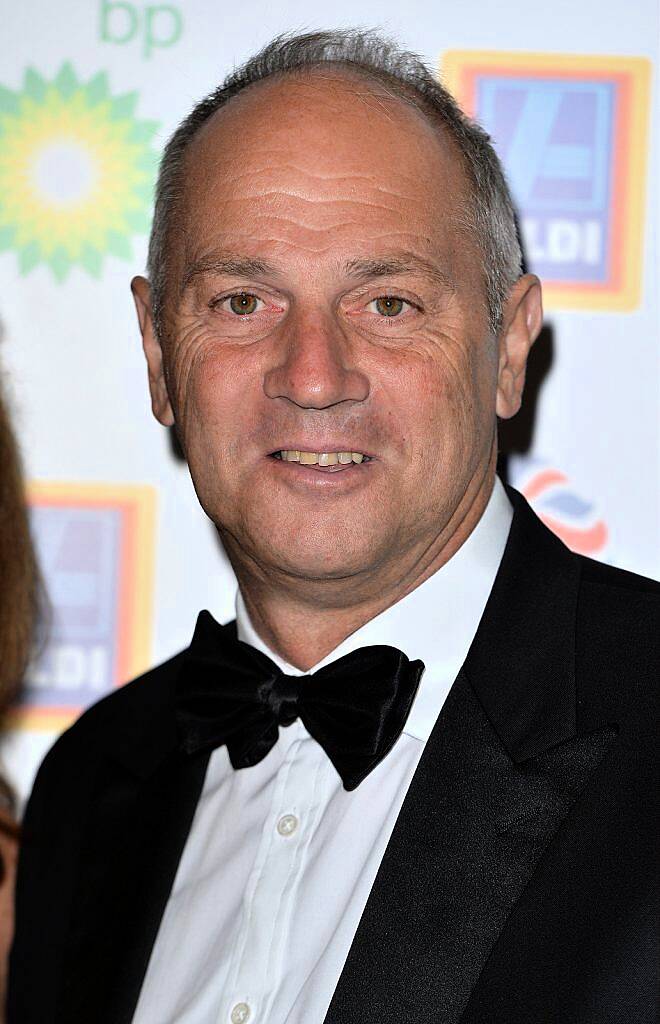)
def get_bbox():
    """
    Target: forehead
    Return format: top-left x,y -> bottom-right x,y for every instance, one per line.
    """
177,70 -> 472,271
